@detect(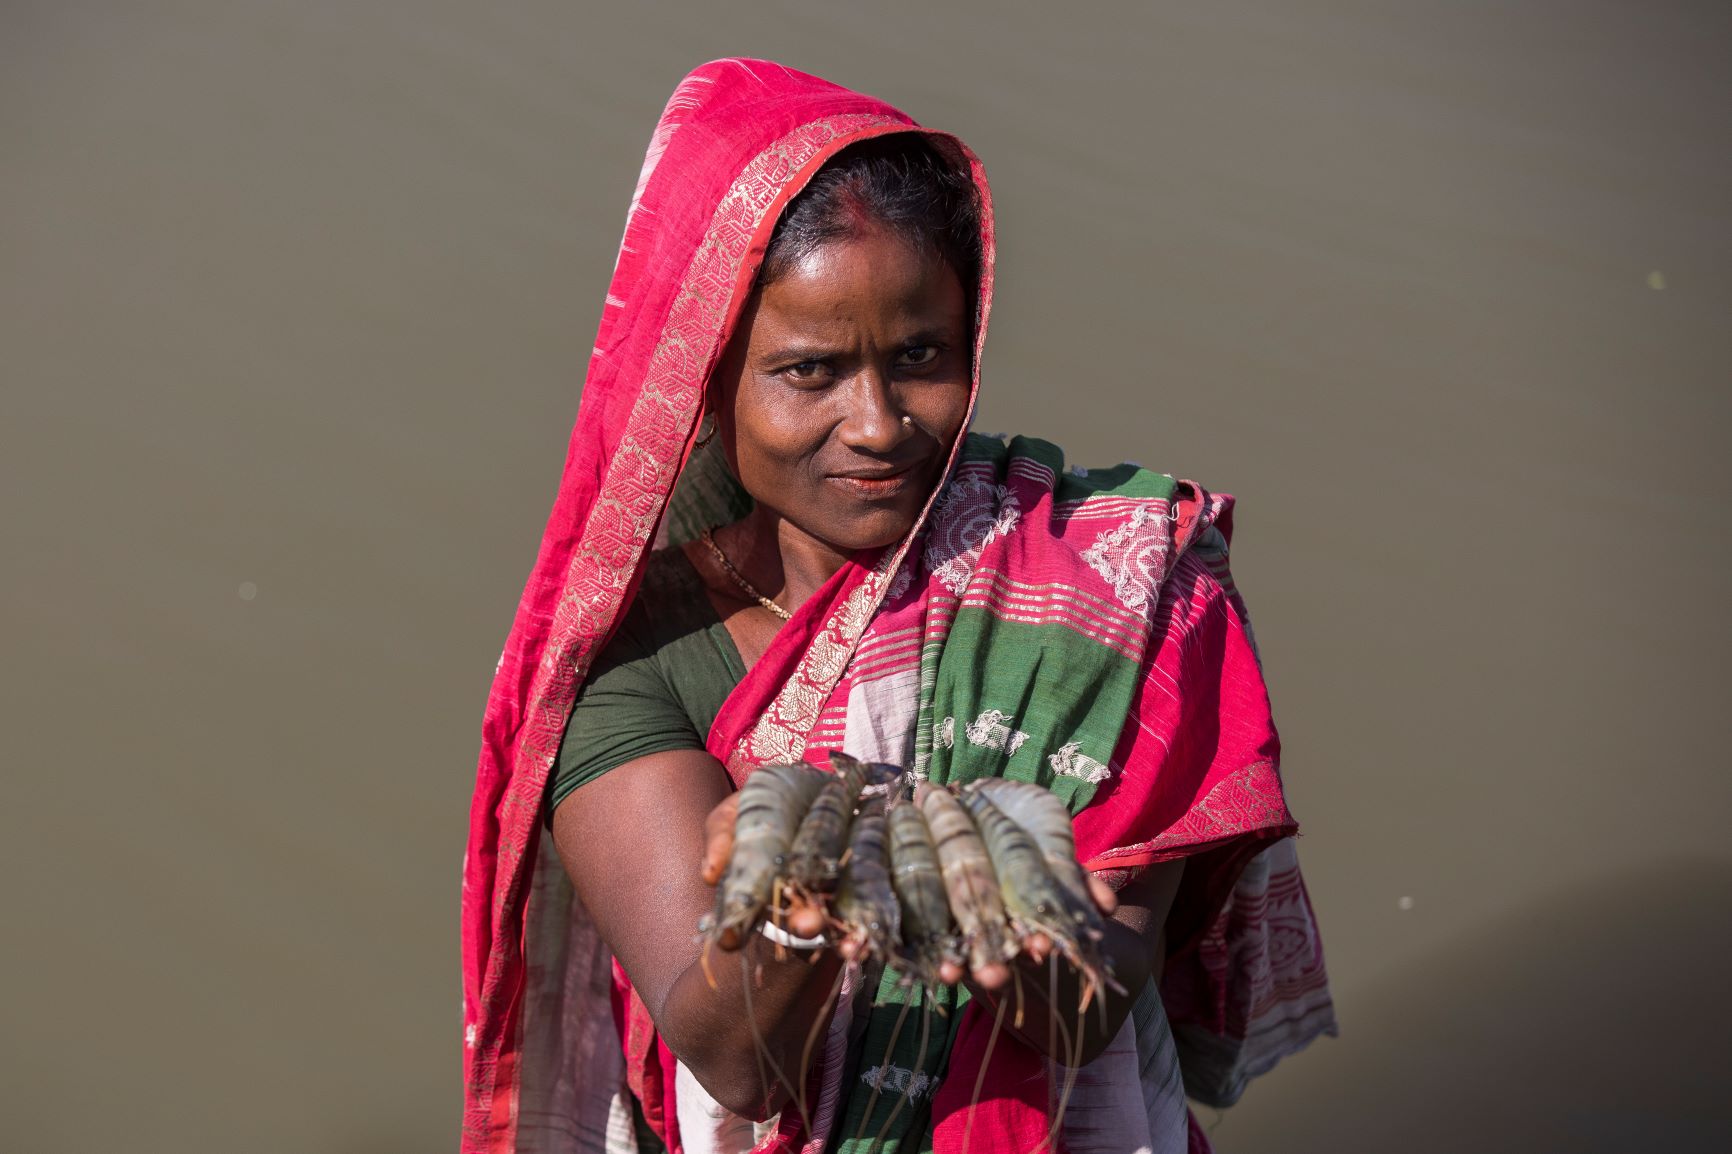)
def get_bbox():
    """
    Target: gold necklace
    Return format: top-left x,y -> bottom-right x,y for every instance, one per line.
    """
700,528 -> 792,621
